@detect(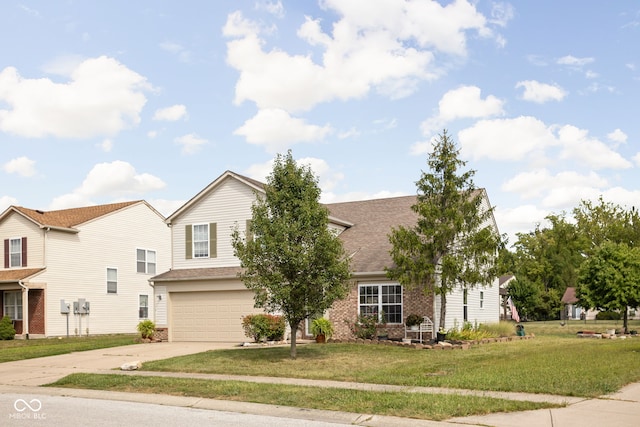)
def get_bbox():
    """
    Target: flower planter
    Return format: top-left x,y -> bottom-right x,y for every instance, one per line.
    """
315,334 -> 326,343
436,332 -> 447,342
